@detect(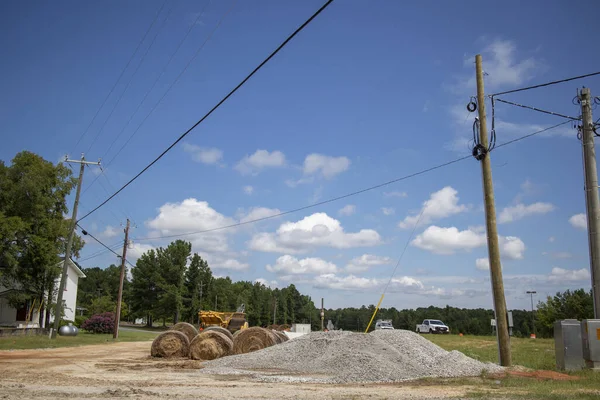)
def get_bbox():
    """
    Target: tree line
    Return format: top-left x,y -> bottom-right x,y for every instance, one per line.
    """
77,238 -> 595,338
